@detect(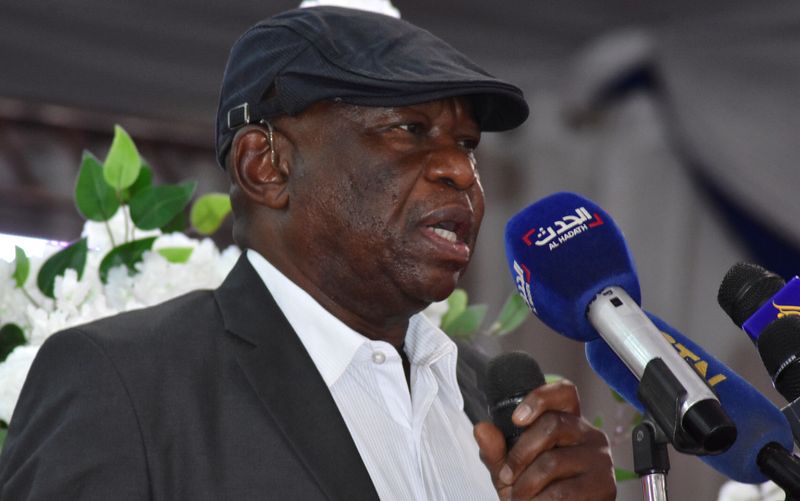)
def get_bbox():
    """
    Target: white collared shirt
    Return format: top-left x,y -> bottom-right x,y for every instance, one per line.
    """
247,250 -> 497,500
